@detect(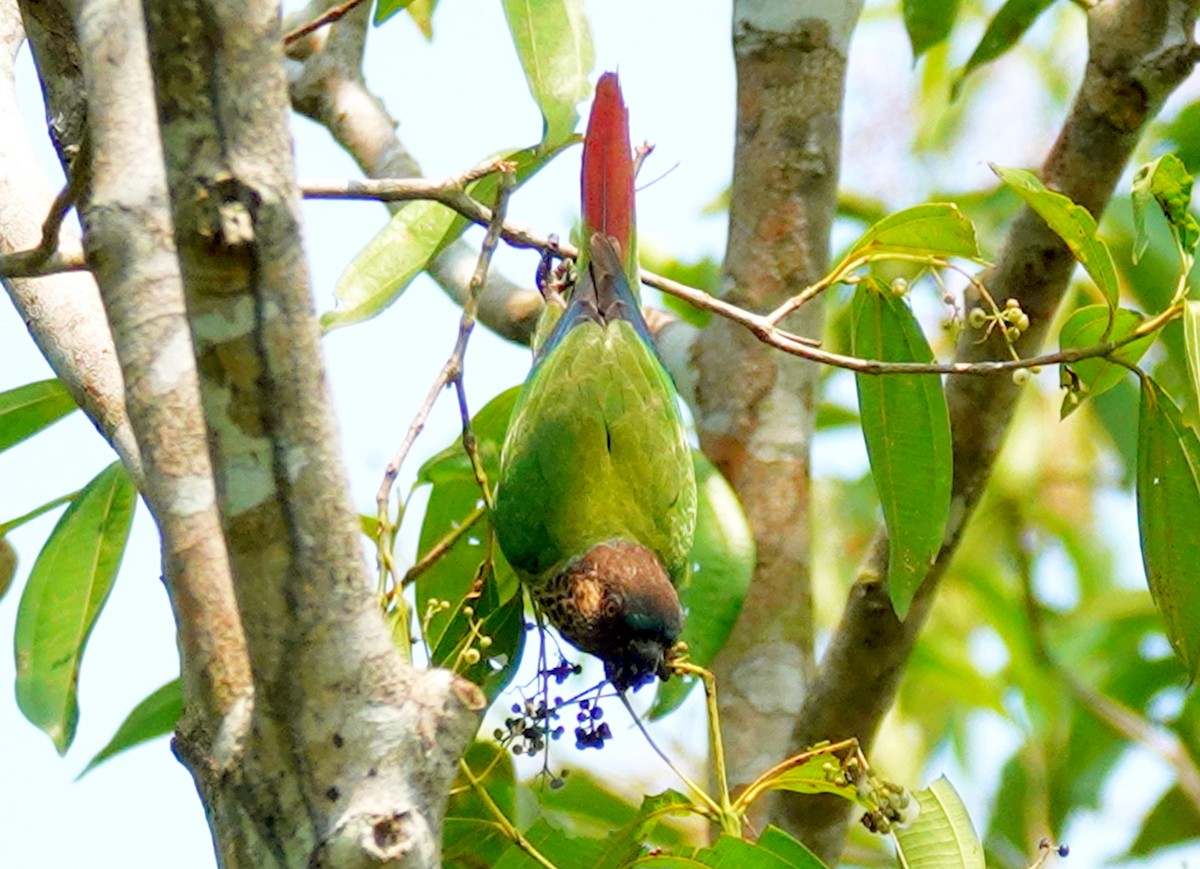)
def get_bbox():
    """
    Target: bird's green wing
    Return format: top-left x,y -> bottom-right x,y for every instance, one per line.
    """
493,318 -> 695,587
